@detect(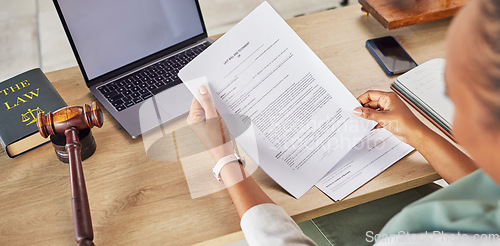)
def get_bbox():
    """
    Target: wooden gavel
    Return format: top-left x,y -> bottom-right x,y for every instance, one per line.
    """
37,102 -> 103,246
